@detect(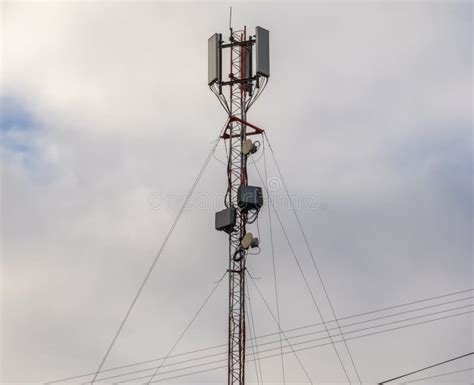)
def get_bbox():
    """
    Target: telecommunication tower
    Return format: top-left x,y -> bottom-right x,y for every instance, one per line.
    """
208,20 -> 270,385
